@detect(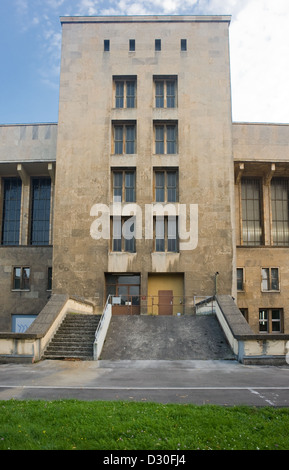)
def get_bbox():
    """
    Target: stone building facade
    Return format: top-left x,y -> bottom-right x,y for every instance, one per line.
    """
0,15 -> 288,335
